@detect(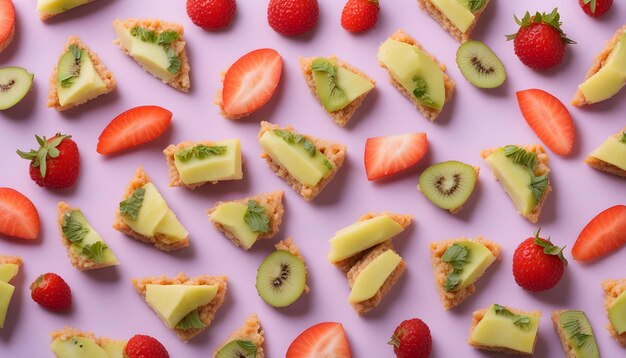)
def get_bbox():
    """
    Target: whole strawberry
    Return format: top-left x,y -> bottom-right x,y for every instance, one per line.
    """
341,0 -> 379,33
268,0 -> 318,36
186,0 -> 236,30
30,273 -> 72,311
512,229 -> 567,292
579,0 -> 612,17
16,133 -> 80,189
388,318 -> 432,358
506,8 -> 575,69
124,334 -> 169,358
